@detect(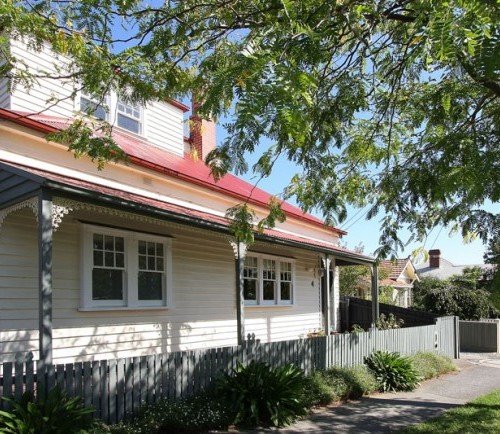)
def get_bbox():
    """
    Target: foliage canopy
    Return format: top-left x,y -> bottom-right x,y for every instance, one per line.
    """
1,0 -> 499,255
